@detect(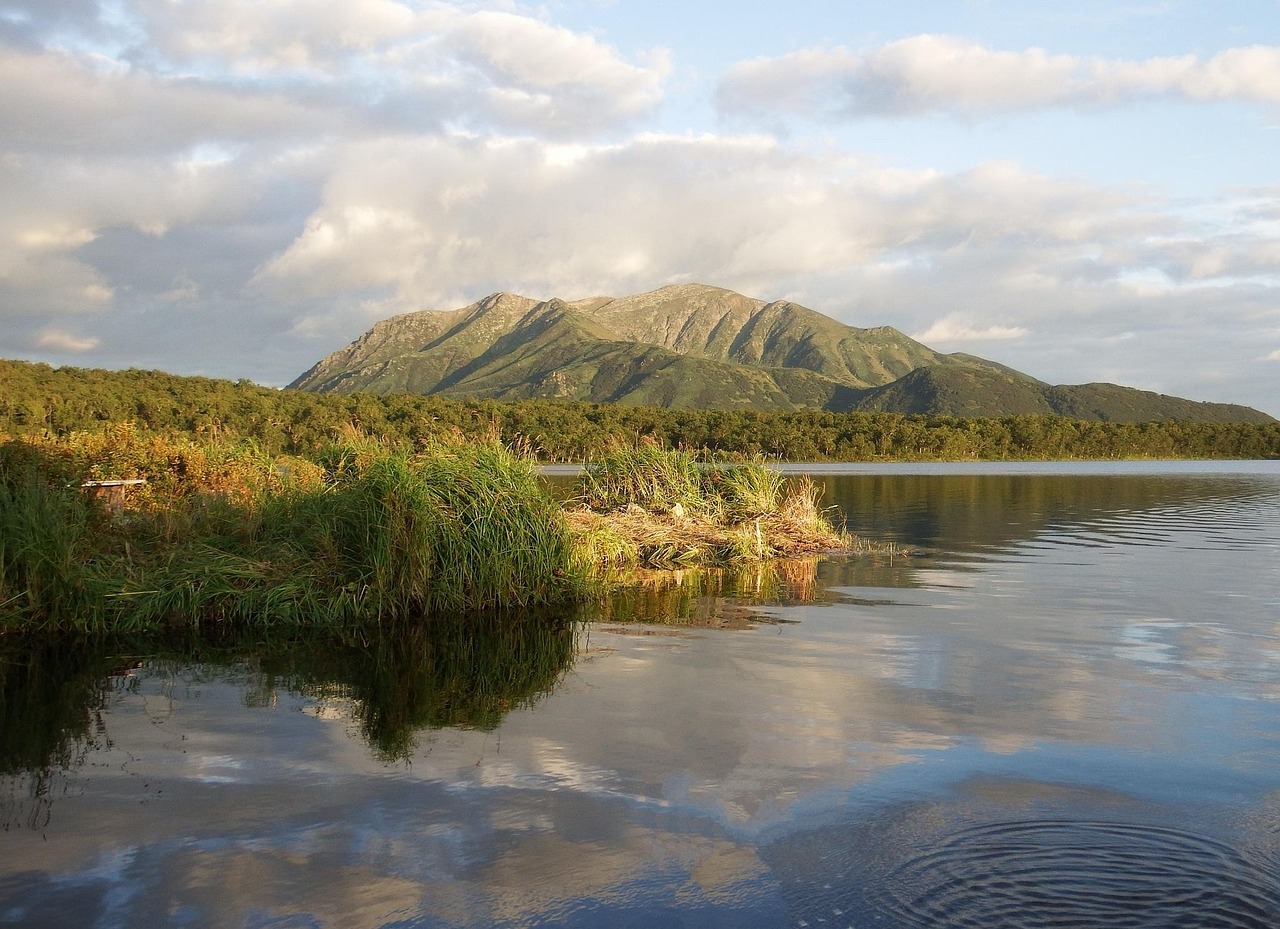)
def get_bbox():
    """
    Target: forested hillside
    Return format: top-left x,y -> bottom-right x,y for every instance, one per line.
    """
4,359 -> 1277,461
